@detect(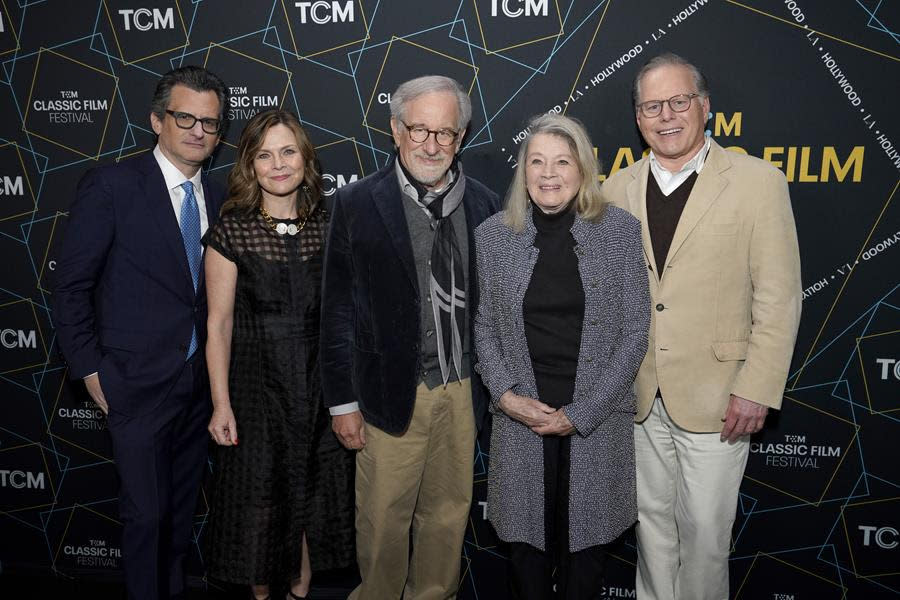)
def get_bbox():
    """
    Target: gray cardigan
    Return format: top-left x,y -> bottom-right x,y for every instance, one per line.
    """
473,204 -> 650,552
